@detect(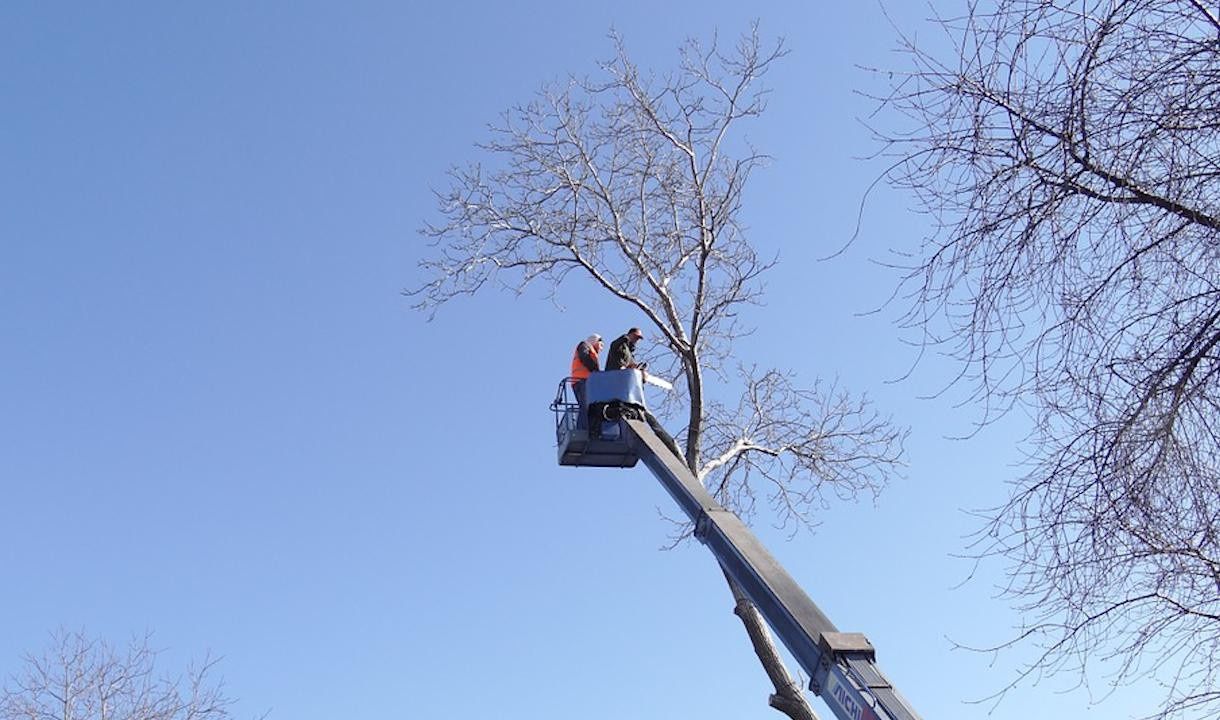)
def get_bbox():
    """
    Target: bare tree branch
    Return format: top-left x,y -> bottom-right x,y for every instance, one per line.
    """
871,2 -> 1220,716
699,368 -> 907,533
1,630 -> 244,720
